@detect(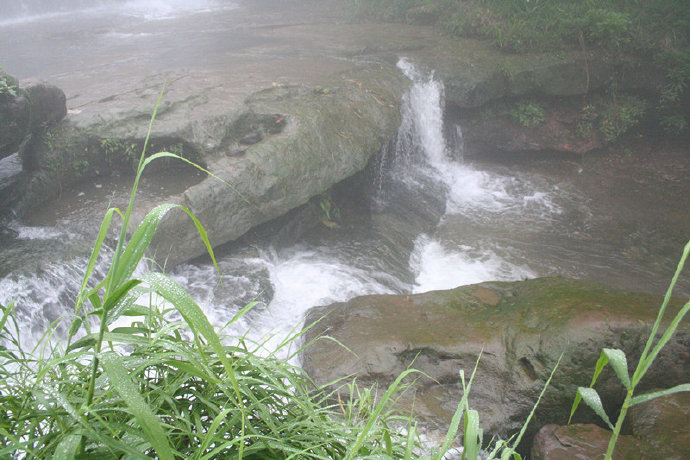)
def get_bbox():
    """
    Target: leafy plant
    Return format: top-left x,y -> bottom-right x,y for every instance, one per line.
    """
0,69 -> 18,99
569,240 -> 690,460
510,101 -> 545,127
599,95 -> 646,142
